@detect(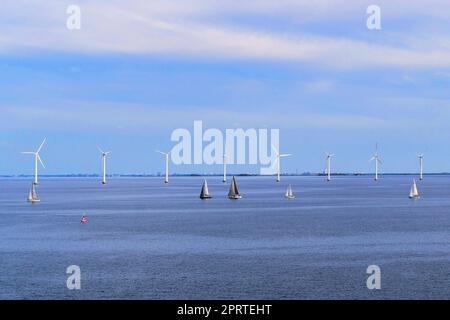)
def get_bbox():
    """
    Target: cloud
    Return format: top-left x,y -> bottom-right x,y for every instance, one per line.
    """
302,80 -> 334,93
1,1 -> 450,68
0,101 -> 393,133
